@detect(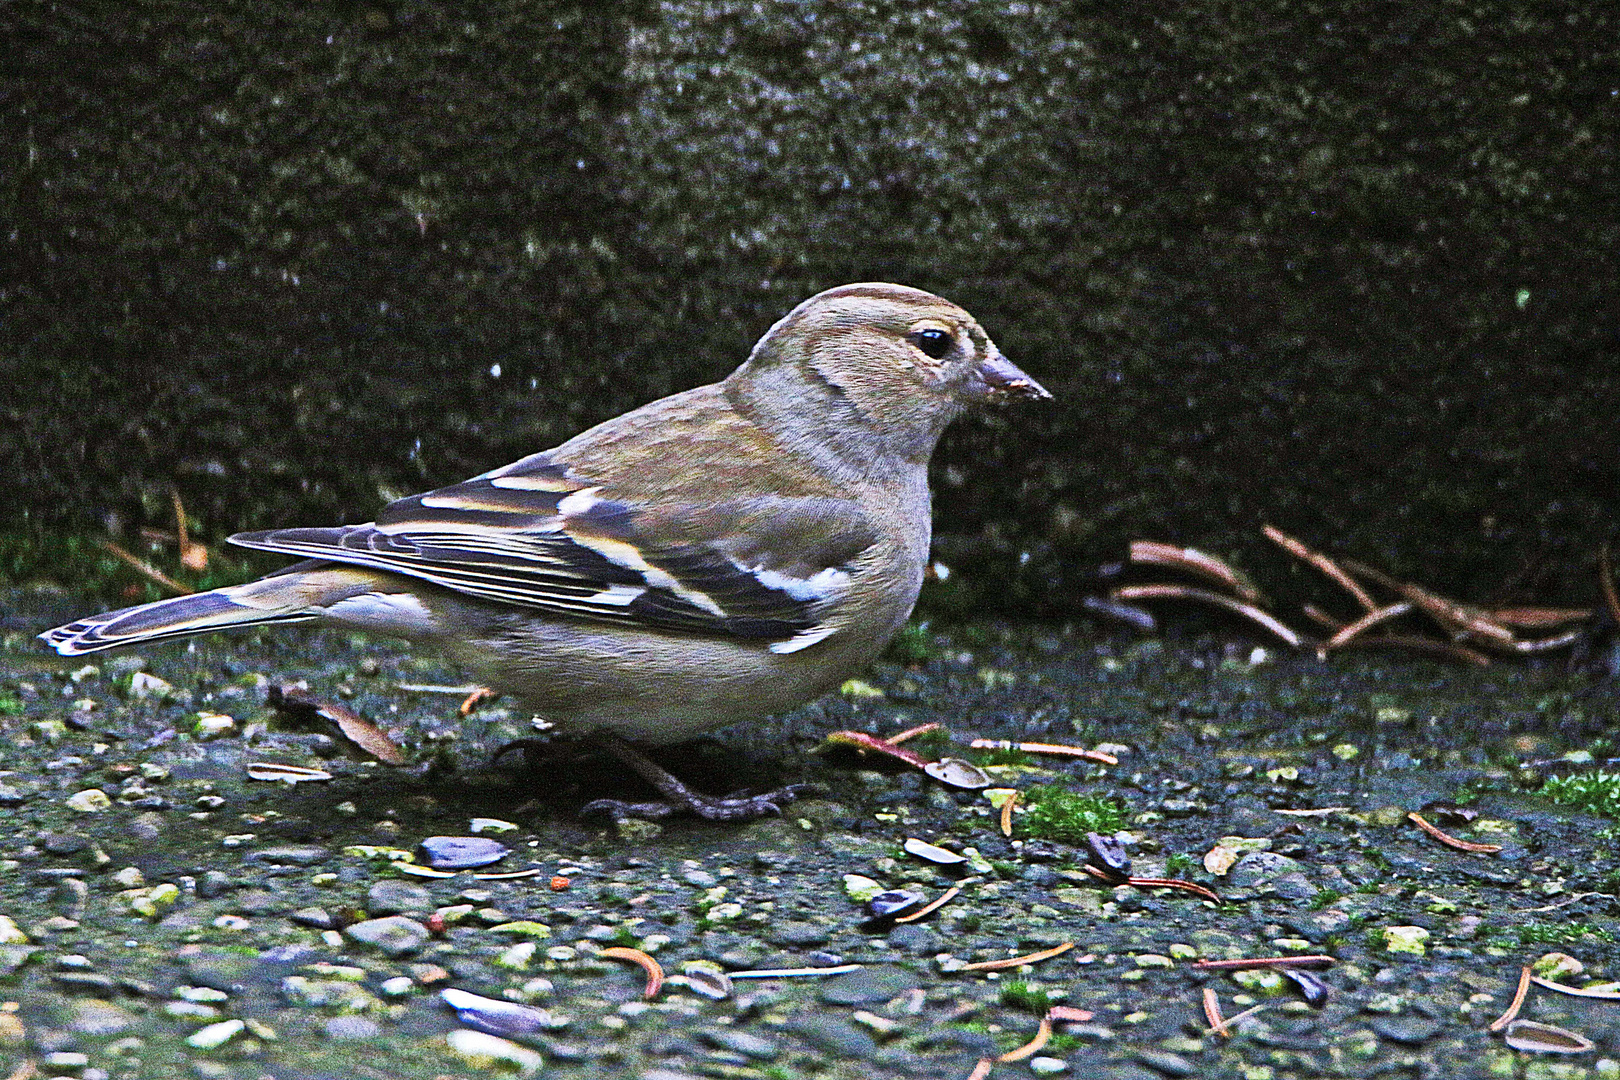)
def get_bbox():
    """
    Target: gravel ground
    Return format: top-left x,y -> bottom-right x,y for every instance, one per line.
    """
2,586 -> 1618,1080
